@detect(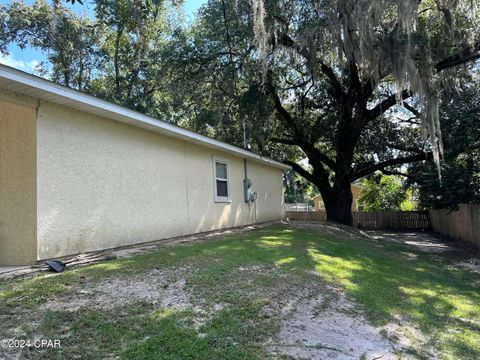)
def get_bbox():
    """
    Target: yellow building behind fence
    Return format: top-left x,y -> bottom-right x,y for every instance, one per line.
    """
313,184 -> 365,211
